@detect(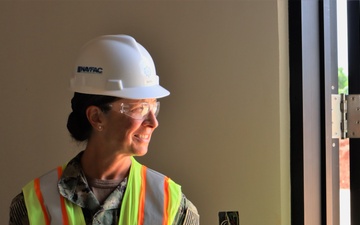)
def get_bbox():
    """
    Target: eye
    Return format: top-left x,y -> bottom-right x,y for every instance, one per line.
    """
129,104 -> 145,114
